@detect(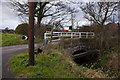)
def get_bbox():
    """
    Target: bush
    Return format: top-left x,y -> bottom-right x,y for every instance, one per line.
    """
15,23 -> 52,39
34,24 -> 51,39
15,23 -> 28,35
